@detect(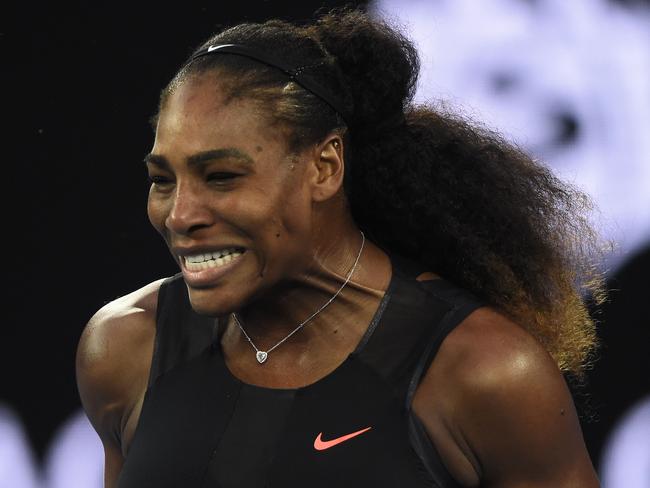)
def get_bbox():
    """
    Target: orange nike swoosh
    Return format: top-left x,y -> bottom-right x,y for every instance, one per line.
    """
313,426 -> 372,451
